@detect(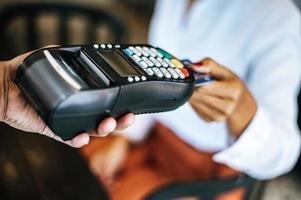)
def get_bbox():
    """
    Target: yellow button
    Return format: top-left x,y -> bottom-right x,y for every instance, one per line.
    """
170,59 -> 184,69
